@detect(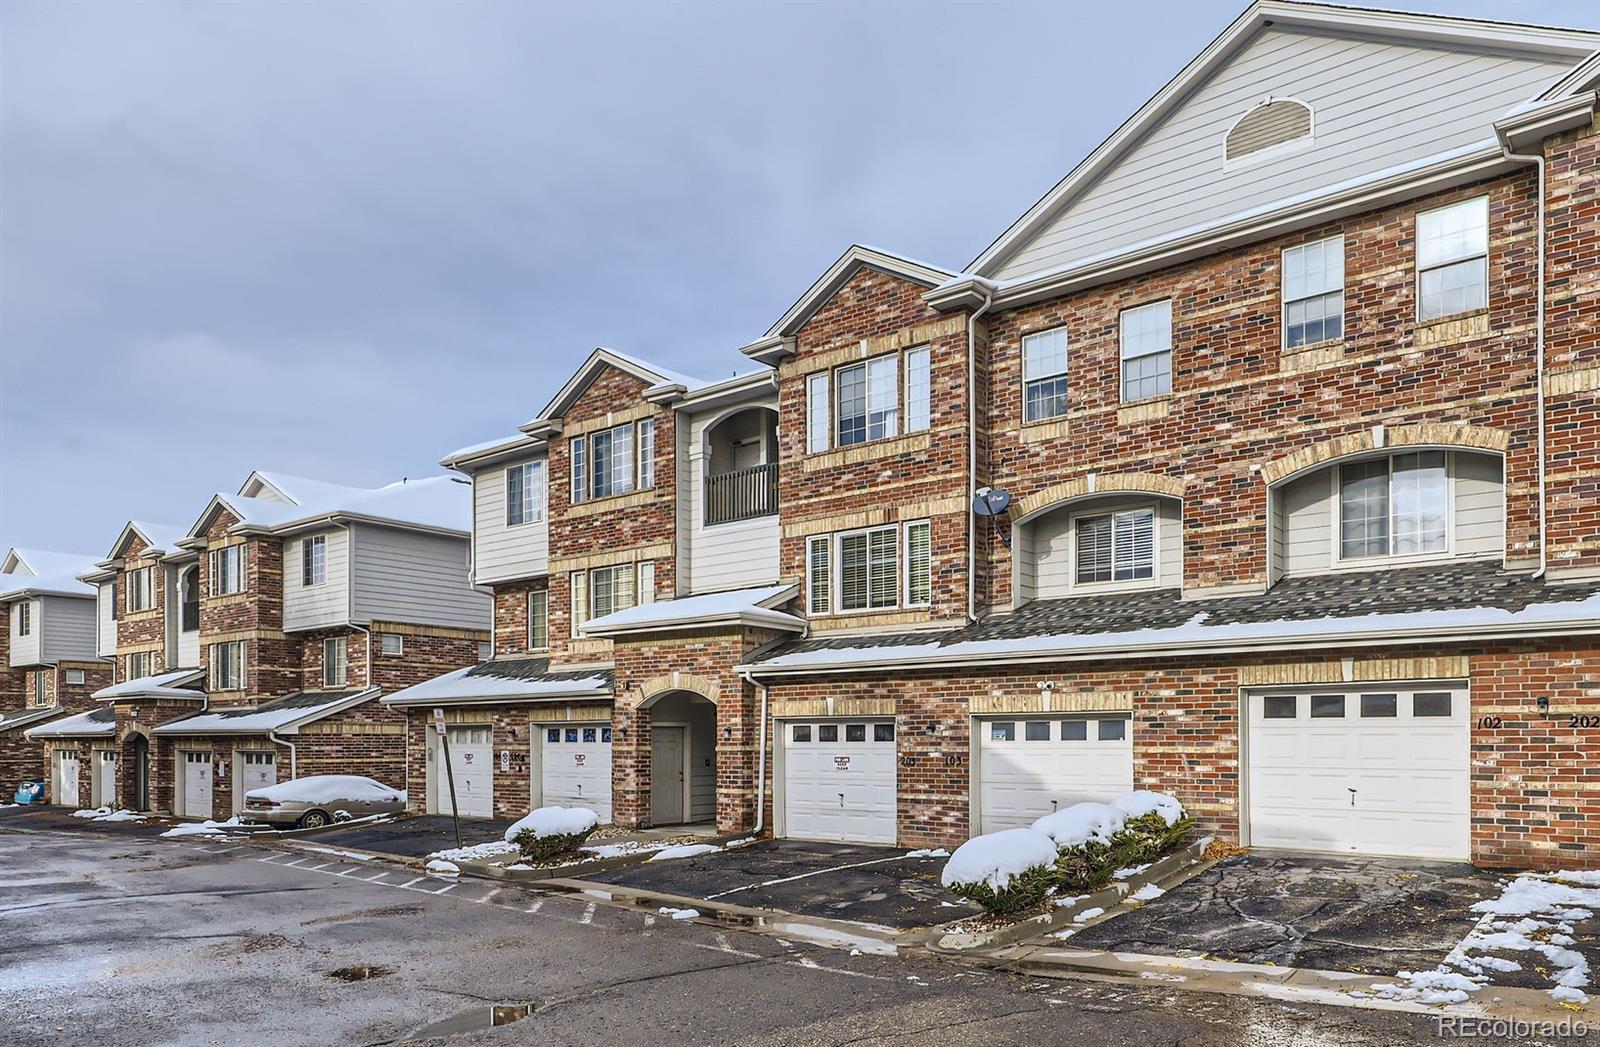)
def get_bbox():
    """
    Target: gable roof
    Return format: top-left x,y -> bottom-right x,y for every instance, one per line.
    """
104,520 -> 188,563
0,548 -> 100,599
185,472 -> 472,540
519,348 -> 717,434
151,688 -> 378,736
965,0 -> 1600,284
381,657 -> 613,707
